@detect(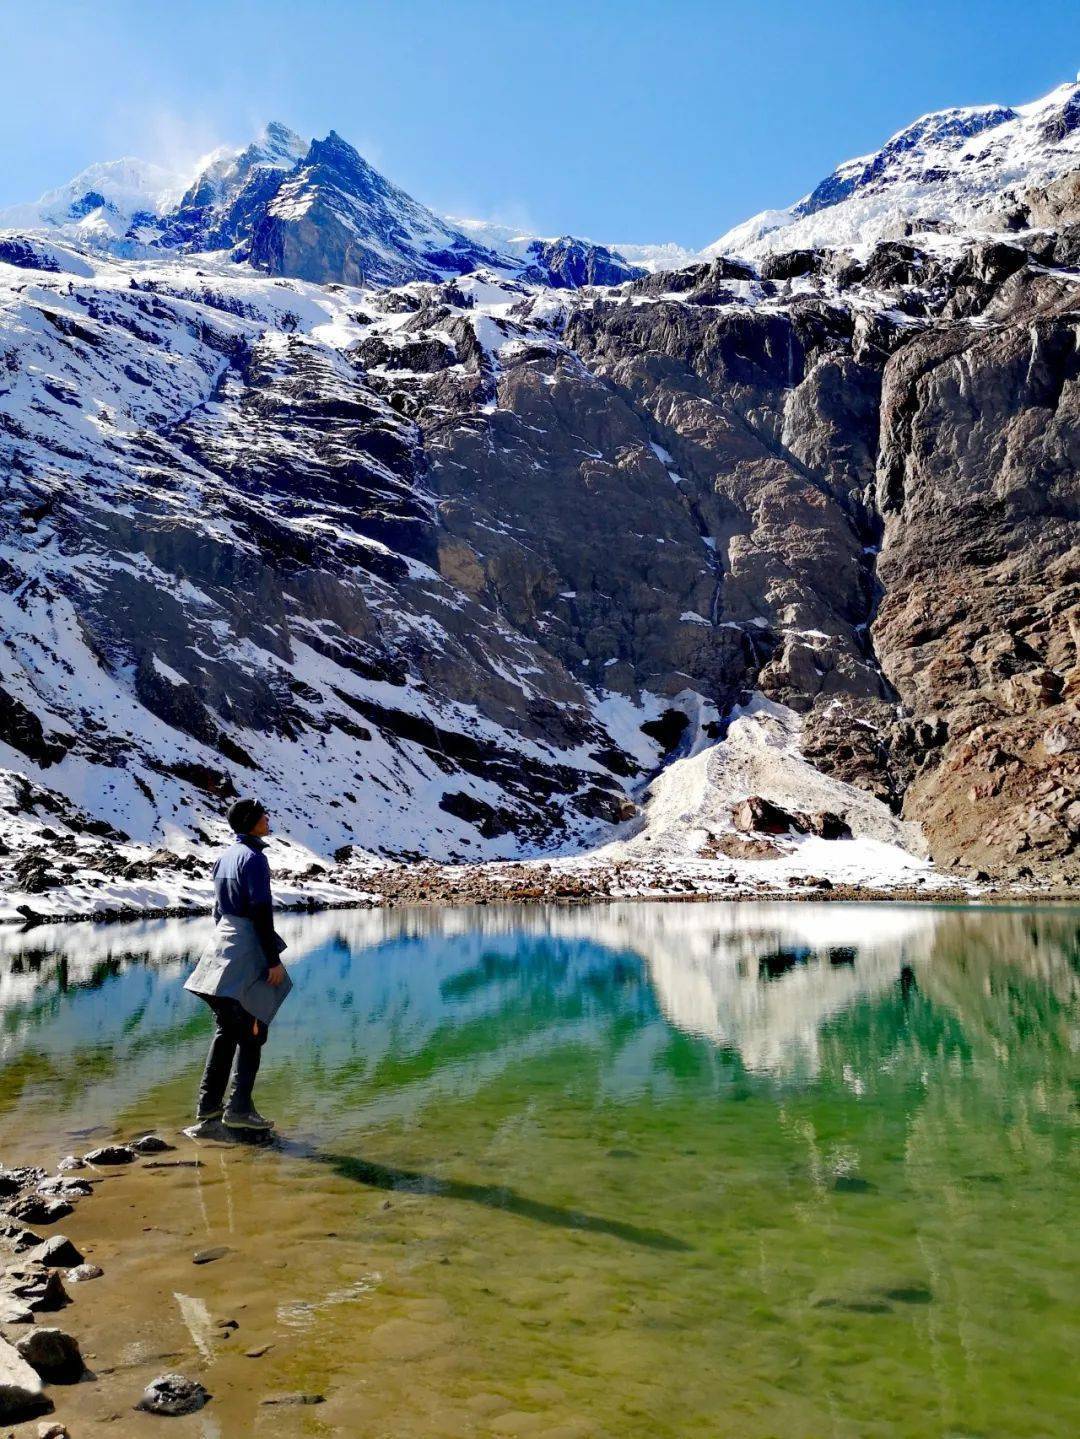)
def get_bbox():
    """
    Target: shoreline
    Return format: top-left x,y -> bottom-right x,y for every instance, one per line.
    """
3,869 -> 1078,929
